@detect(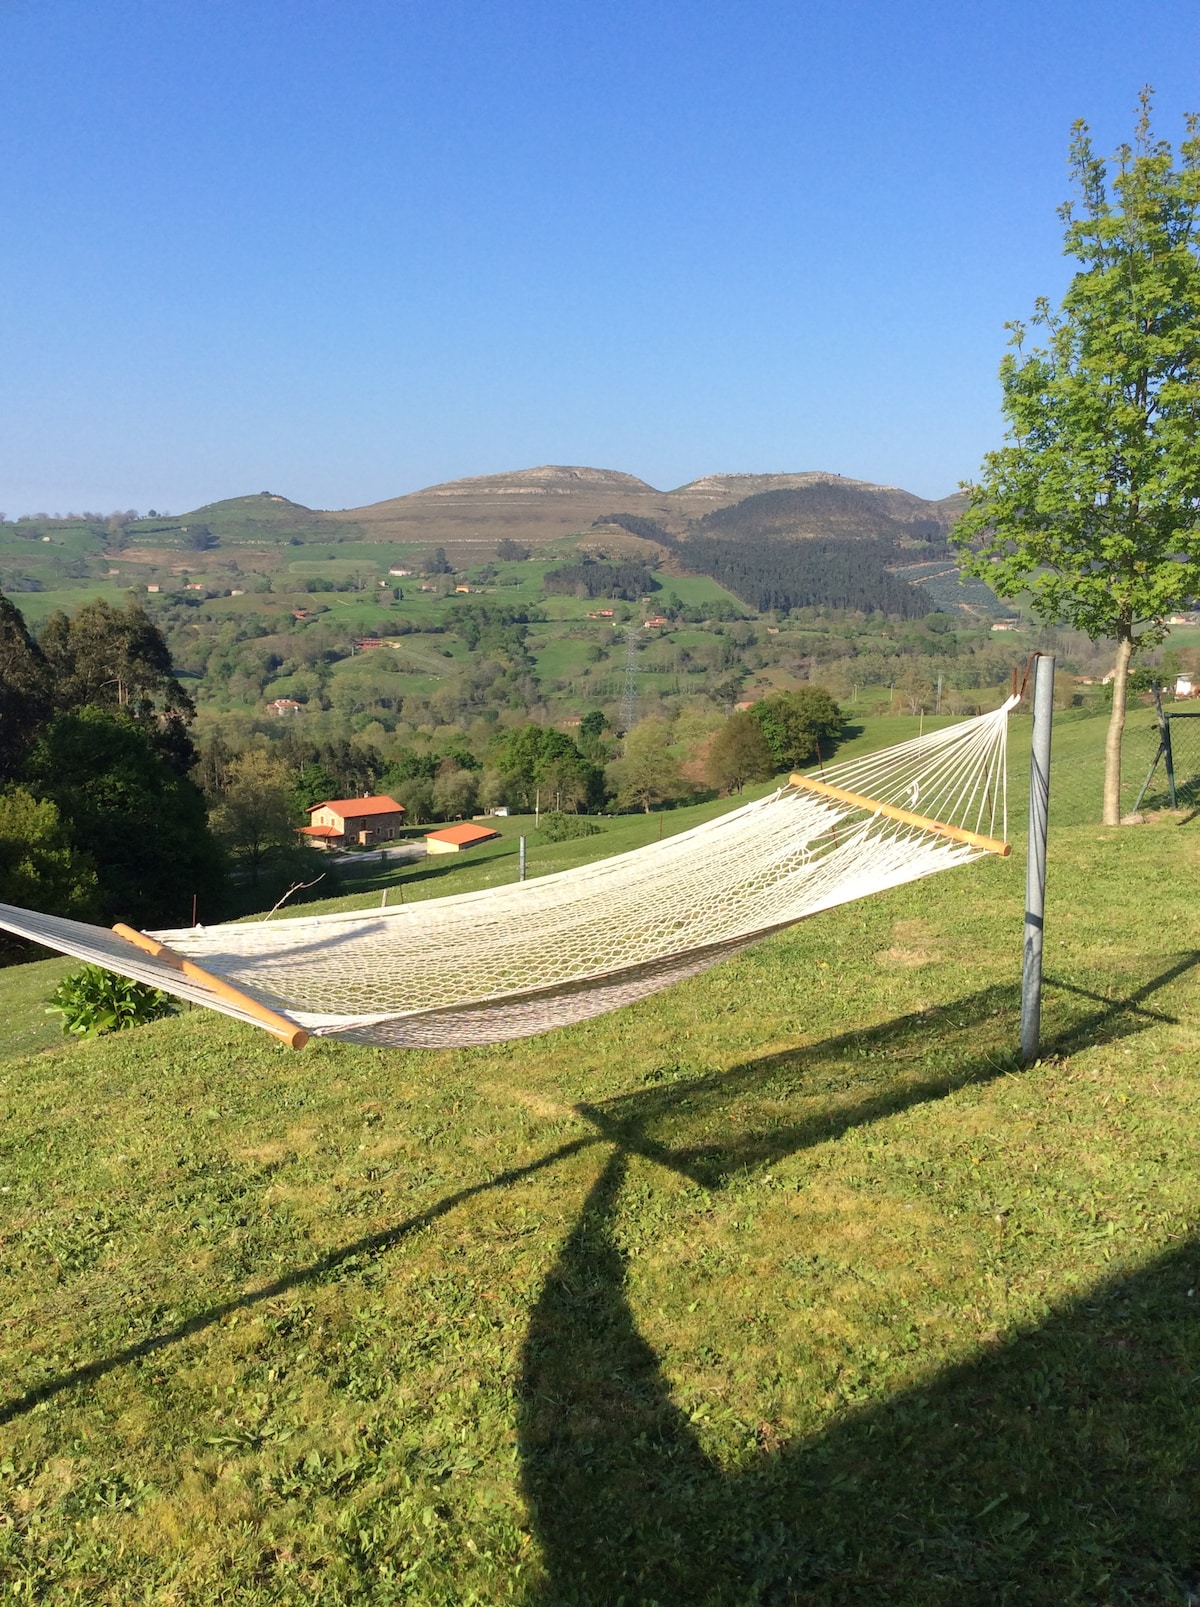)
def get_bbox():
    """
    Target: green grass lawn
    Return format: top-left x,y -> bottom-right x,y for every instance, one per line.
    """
1,719 -> 1198,1603
6,584 -> 134,624
650,571 -> 745,610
